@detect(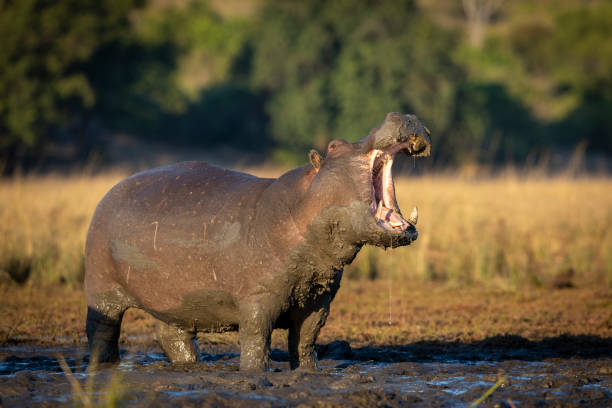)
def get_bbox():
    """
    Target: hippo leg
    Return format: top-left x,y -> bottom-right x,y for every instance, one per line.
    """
288,306 -> 330,370
155,321 -> 200,364
238,303 -> 274,371
86,294 -> 130,366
